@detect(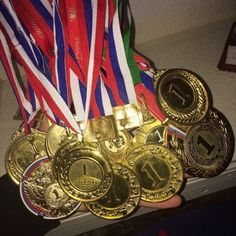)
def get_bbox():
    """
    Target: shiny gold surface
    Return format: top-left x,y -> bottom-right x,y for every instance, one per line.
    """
5,131 -> 47,185
155,69 -> 210,125
100,130 -> 133,164
135,118 -> 168,146
184,108 -> 234,177
85,164 -> 141,219
57,143 -> 113,202
84,115 -> 119,142
127,144 -> 184,202
168,108 -> 234,177
20,157 -> 80,219
113,104 -> 143,130
46,124 -> 68,160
